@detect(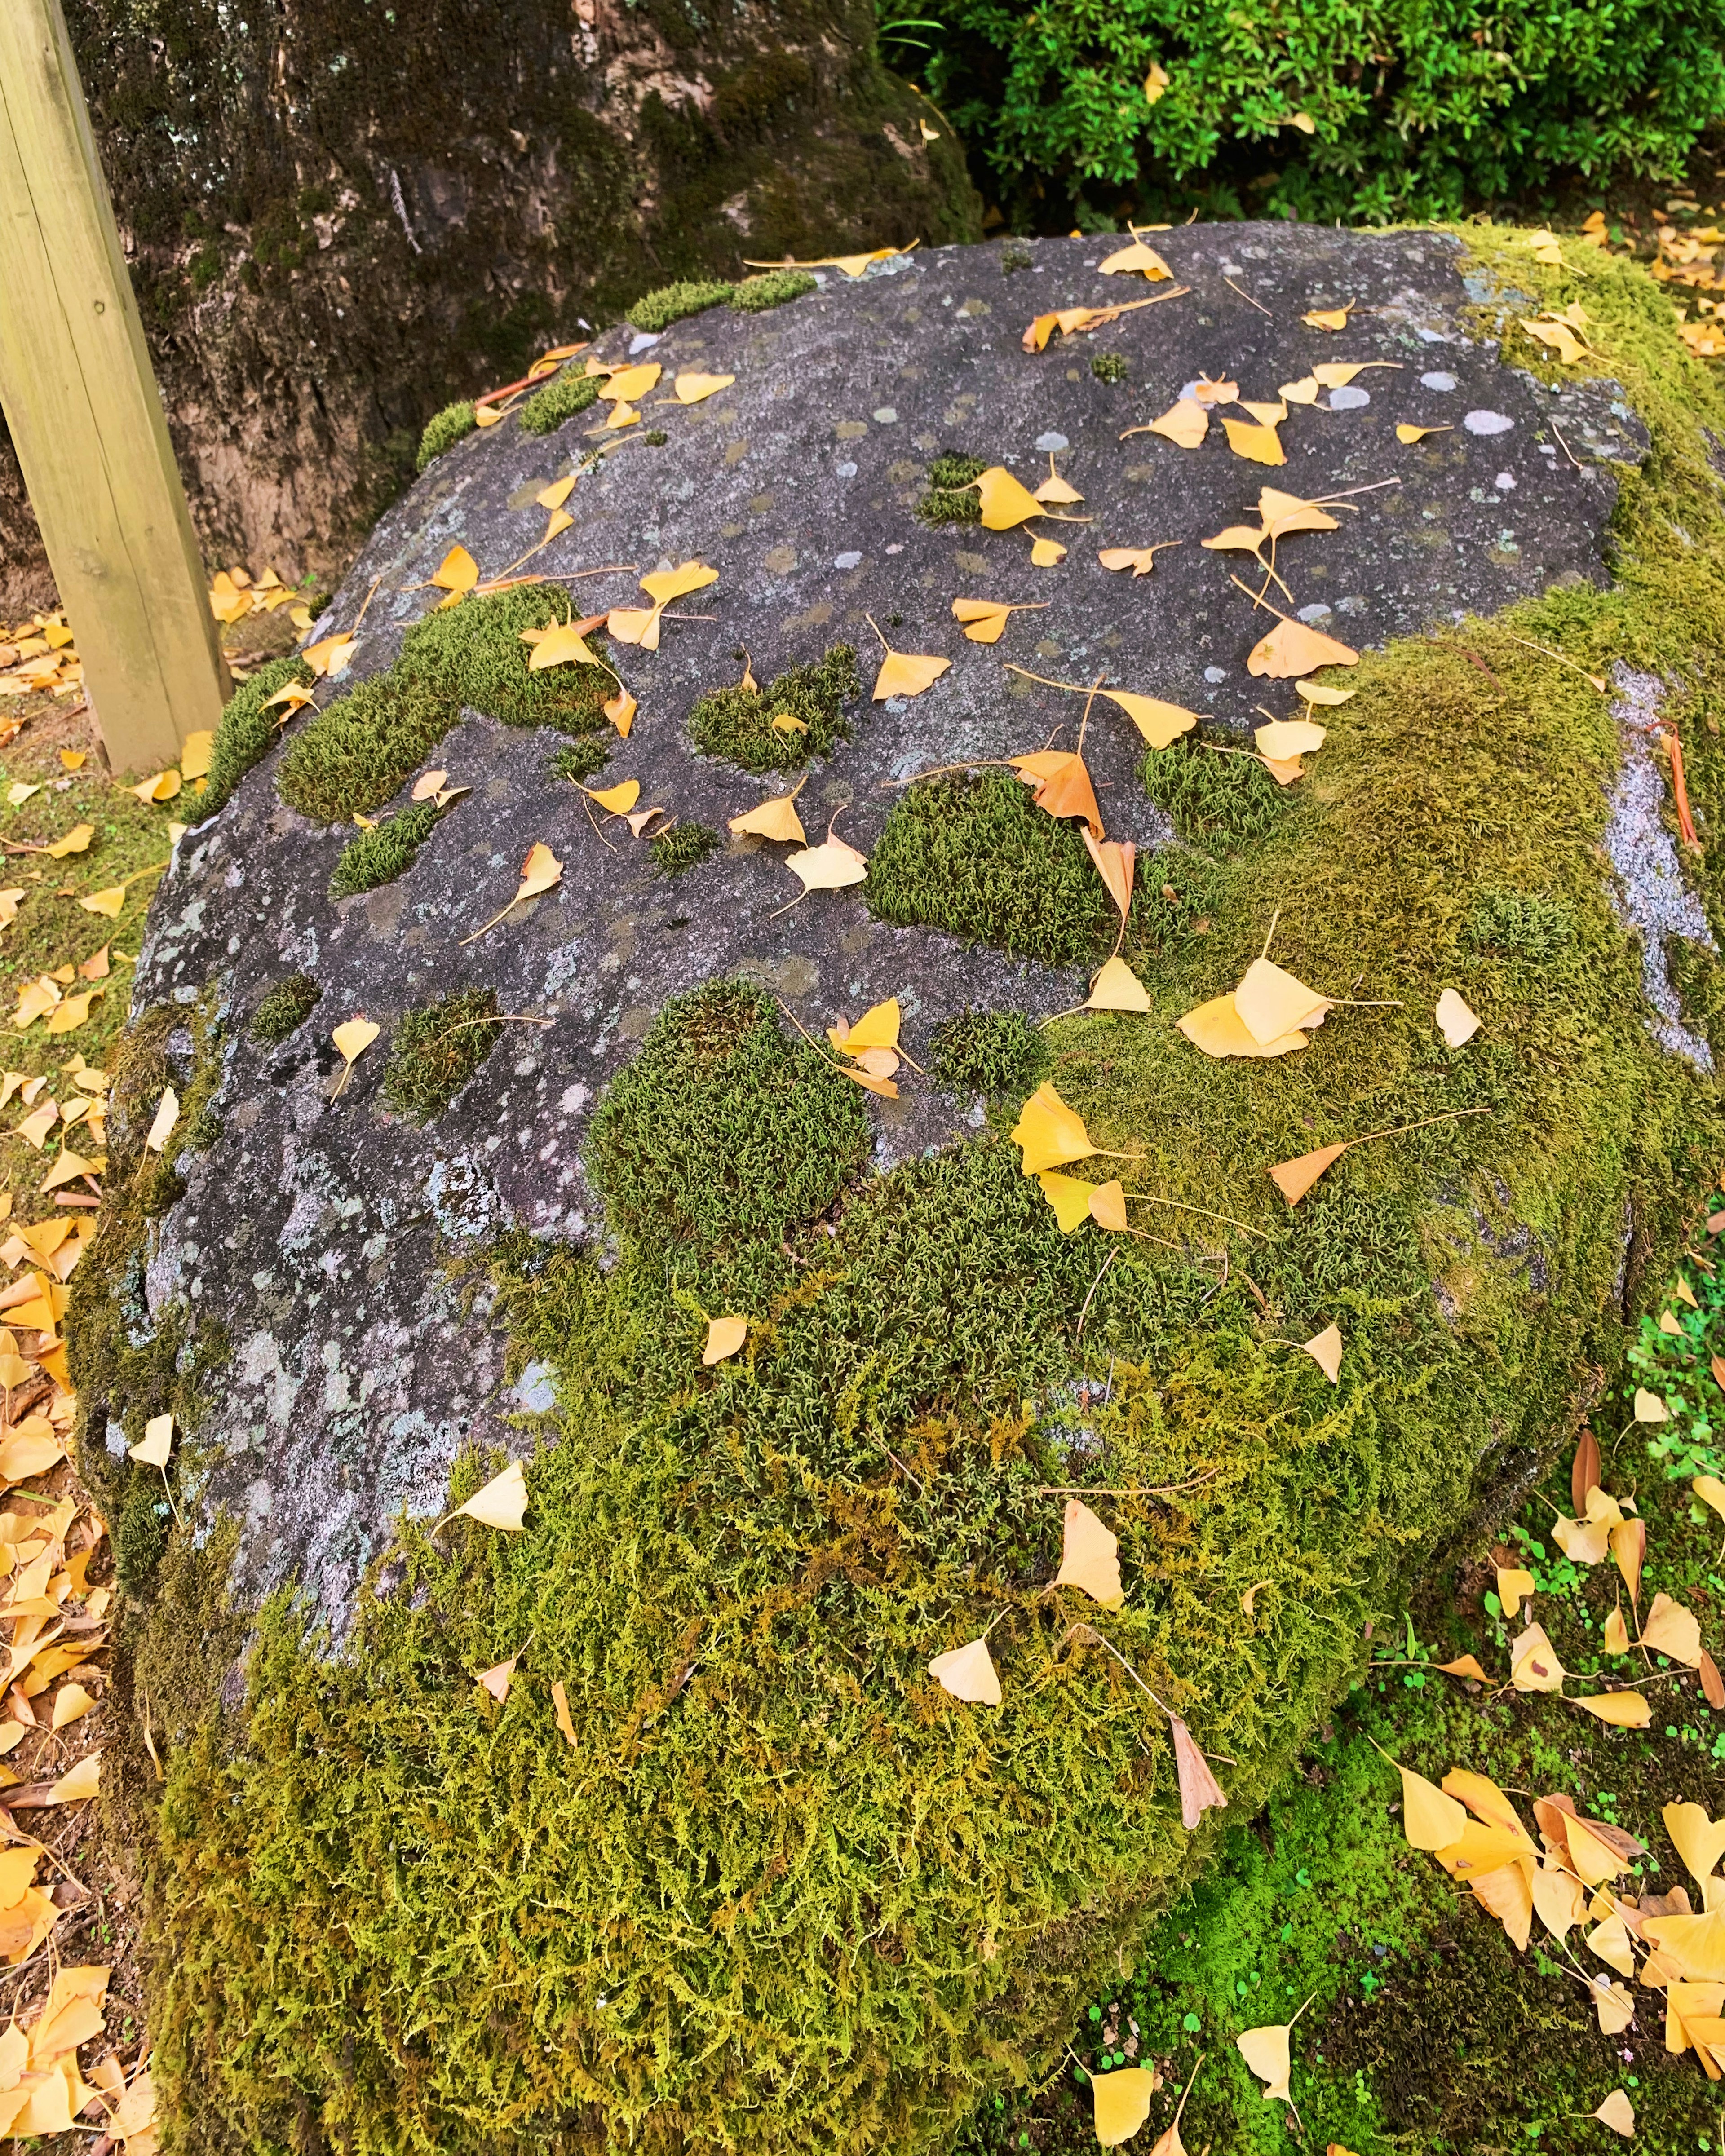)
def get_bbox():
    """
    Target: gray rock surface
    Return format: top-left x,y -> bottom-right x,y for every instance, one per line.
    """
126,225 -> 1654,1630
